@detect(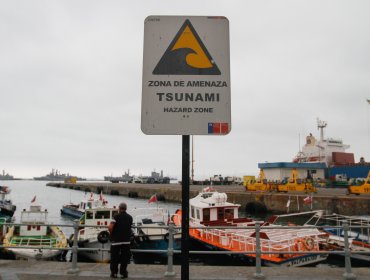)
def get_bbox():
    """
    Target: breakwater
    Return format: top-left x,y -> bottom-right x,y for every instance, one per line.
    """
47,182 -> 370,216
